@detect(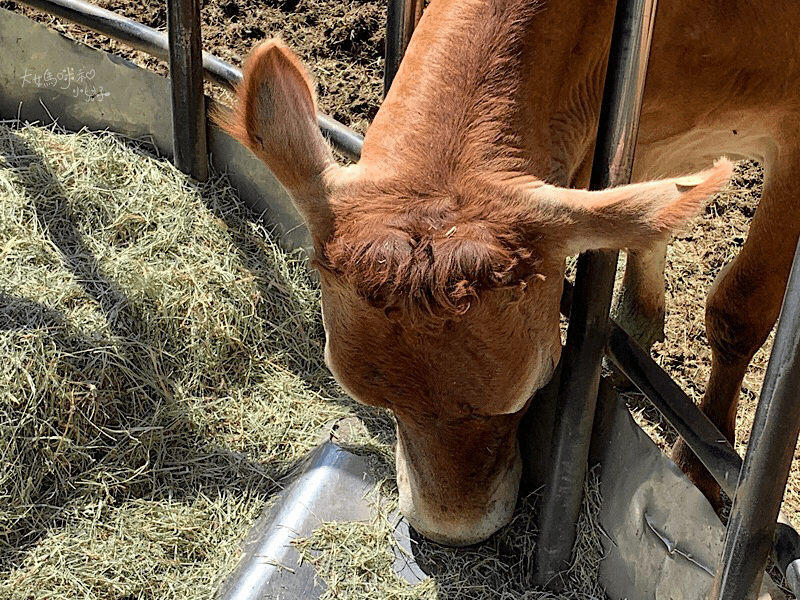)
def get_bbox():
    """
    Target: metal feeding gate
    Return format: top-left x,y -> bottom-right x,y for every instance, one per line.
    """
2,0 -> 800,598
